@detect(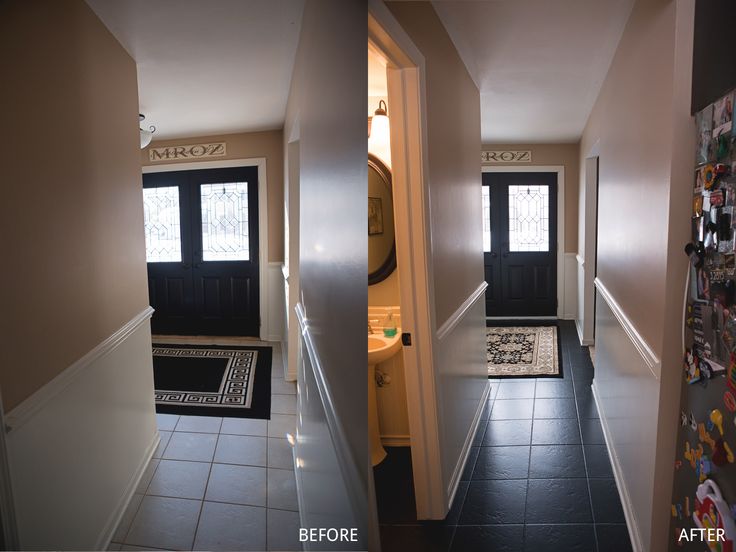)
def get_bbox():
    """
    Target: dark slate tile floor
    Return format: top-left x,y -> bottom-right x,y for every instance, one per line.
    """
374,321 -> 634,552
